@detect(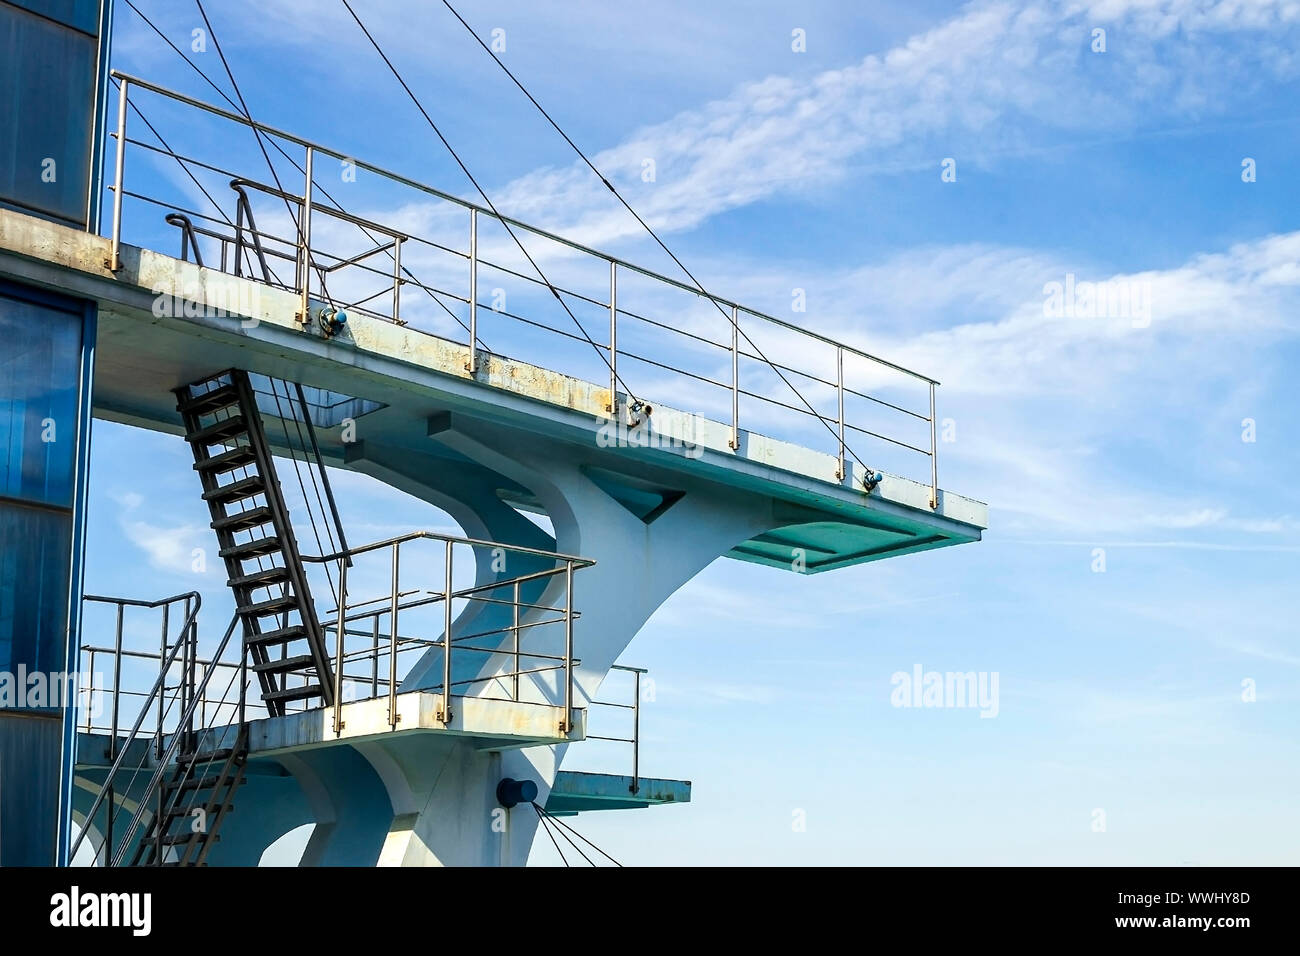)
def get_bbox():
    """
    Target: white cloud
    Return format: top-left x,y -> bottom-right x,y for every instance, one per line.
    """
476,0 -> 1300,250
120,518 -> 206,574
